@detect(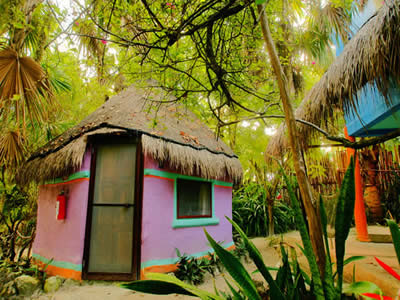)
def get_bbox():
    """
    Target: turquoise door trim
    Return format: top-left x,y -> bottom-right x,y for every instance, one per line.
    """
143,168 -> 231,228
